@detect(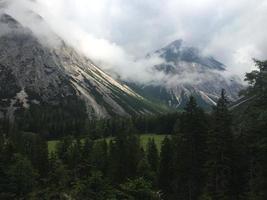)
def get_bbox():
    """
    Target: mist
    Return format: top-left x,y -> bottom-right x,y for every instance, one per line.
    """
1,0 -> 267,85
